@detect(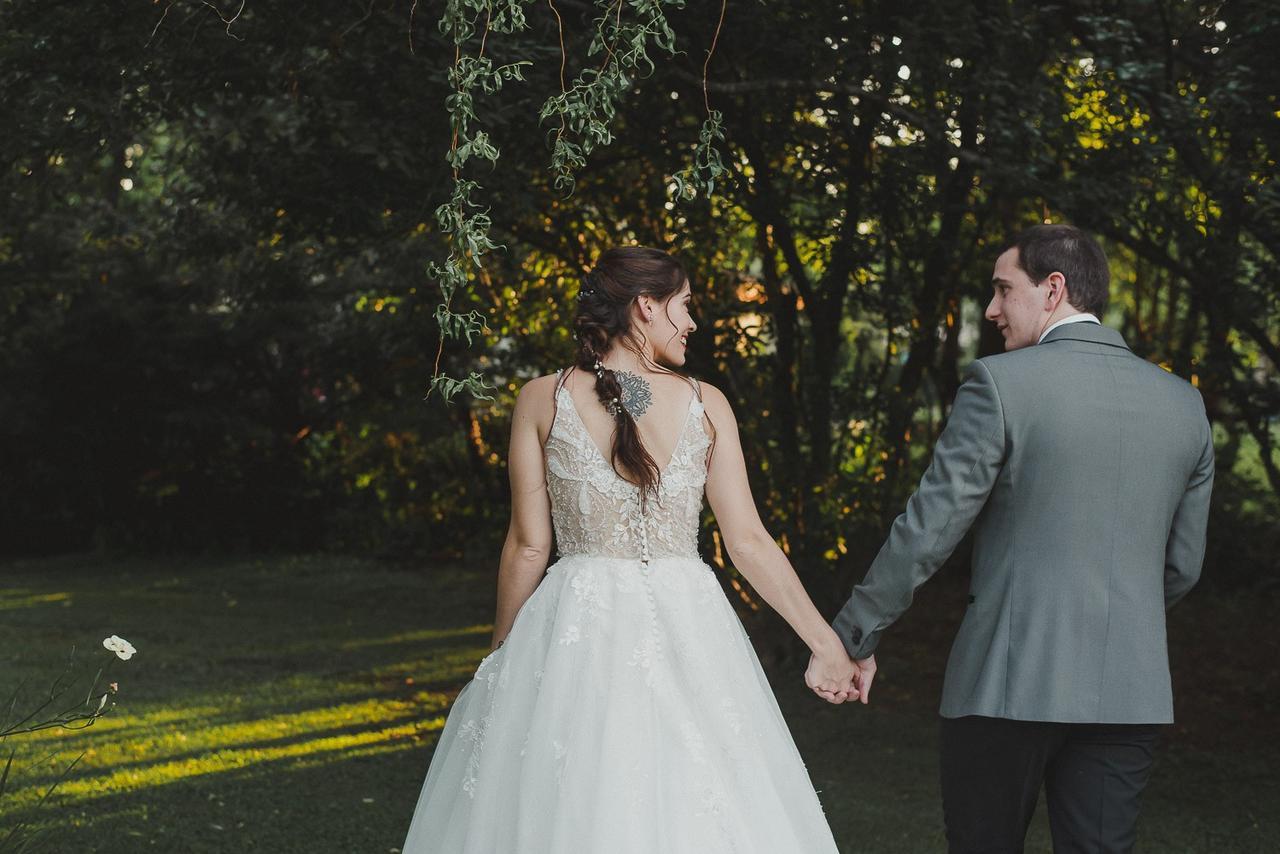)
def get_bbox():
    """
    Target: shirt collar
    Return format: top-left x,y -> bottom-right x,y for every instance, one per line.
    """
1038,312 -> 1100,344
